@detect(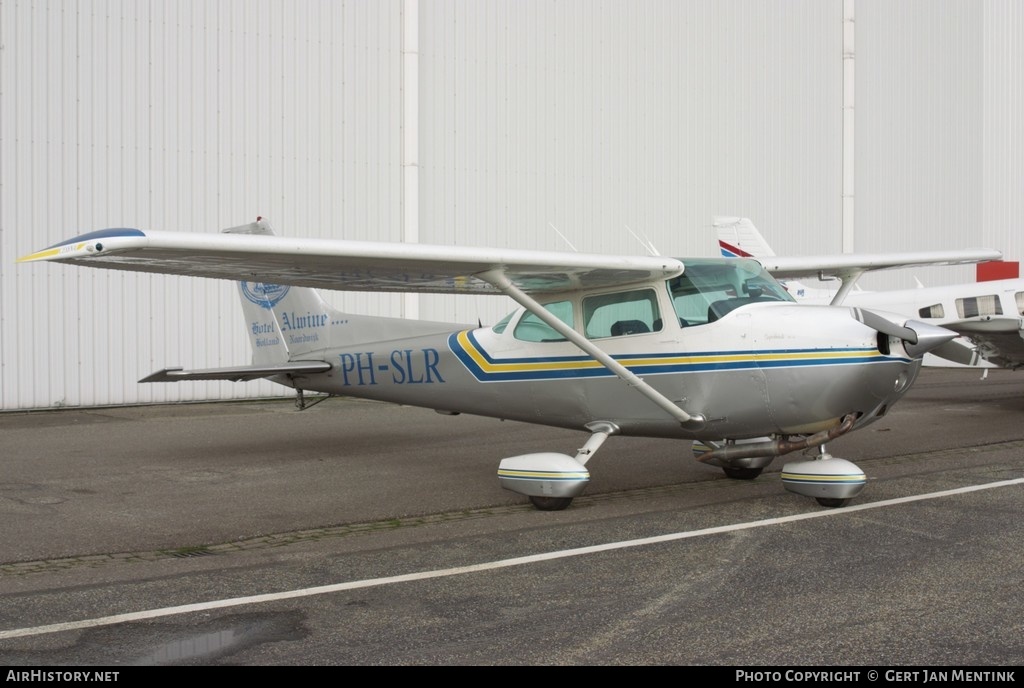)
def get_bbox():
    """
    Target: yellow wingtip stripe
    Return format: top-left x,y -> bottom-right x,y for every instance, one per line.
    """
16,242 -> 90,263
16,249 -> 60,263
